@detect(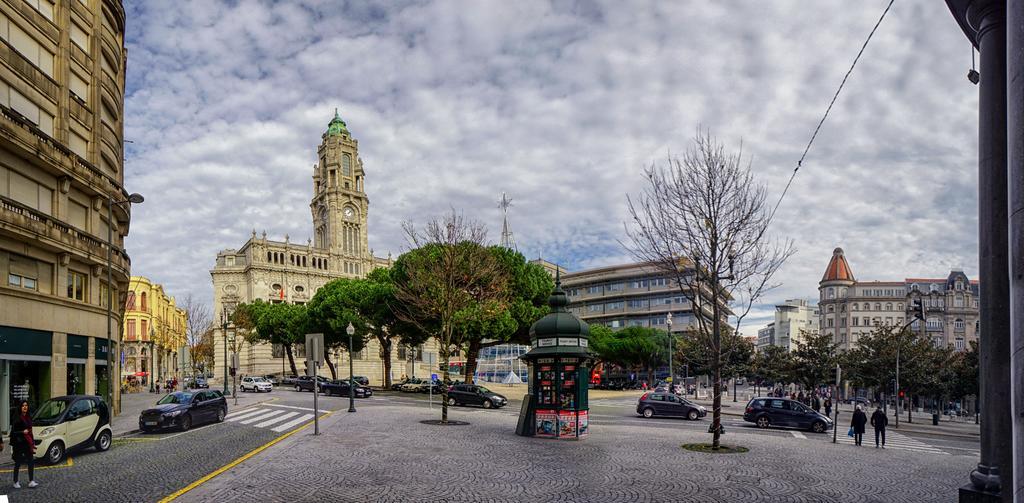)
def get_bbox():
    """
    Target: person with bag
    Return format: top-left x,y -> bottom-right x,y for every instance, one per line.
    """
871,406 -> 888,448
850,405 -> 868,446
11,400 -> 37,488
